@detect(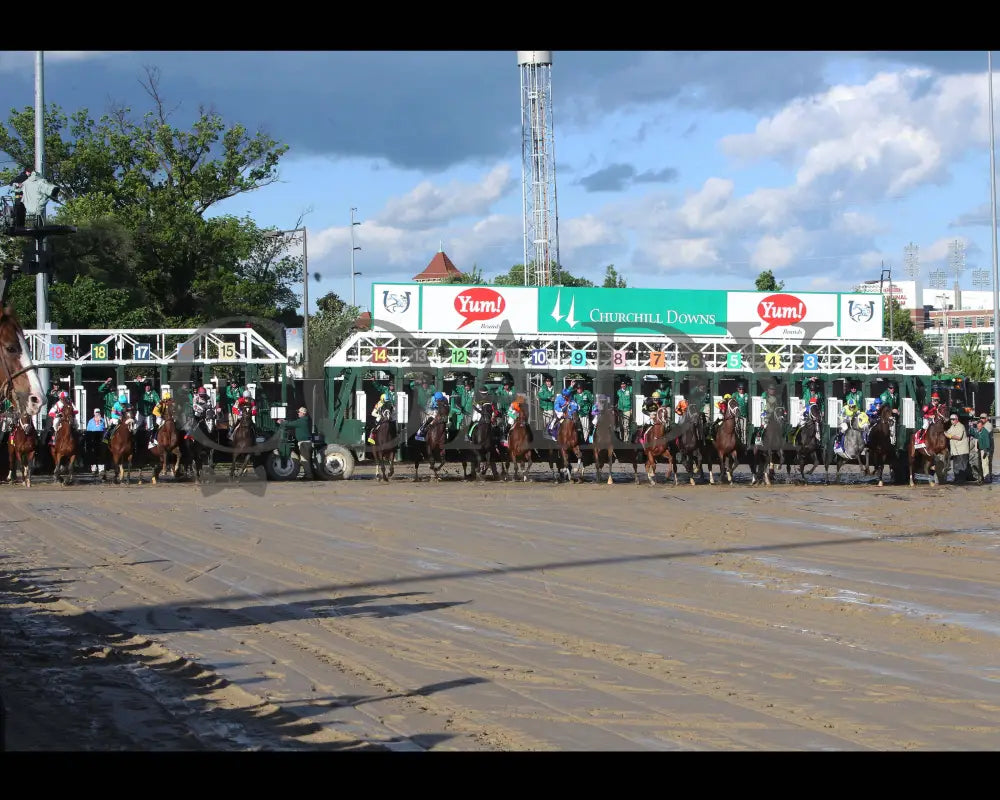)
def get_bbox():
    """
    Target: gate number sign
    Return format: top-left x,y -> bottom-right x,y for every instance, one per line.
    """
530,349 -> 548,366
48,344 -> 65,361
878,354 -> 894,371
612,350 -> 627,367
91,343 -> 109,361
726,352 -> 742,369
570,350 -> 587,367
649,351 -> 665,368
764,351 -> 783,371
450,348 -> 468,365
217,342 -> 237,360
493,348 -> 507,365
370,346 -> 389,364
134,344 -> 151,360
803,354 -> 819,370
